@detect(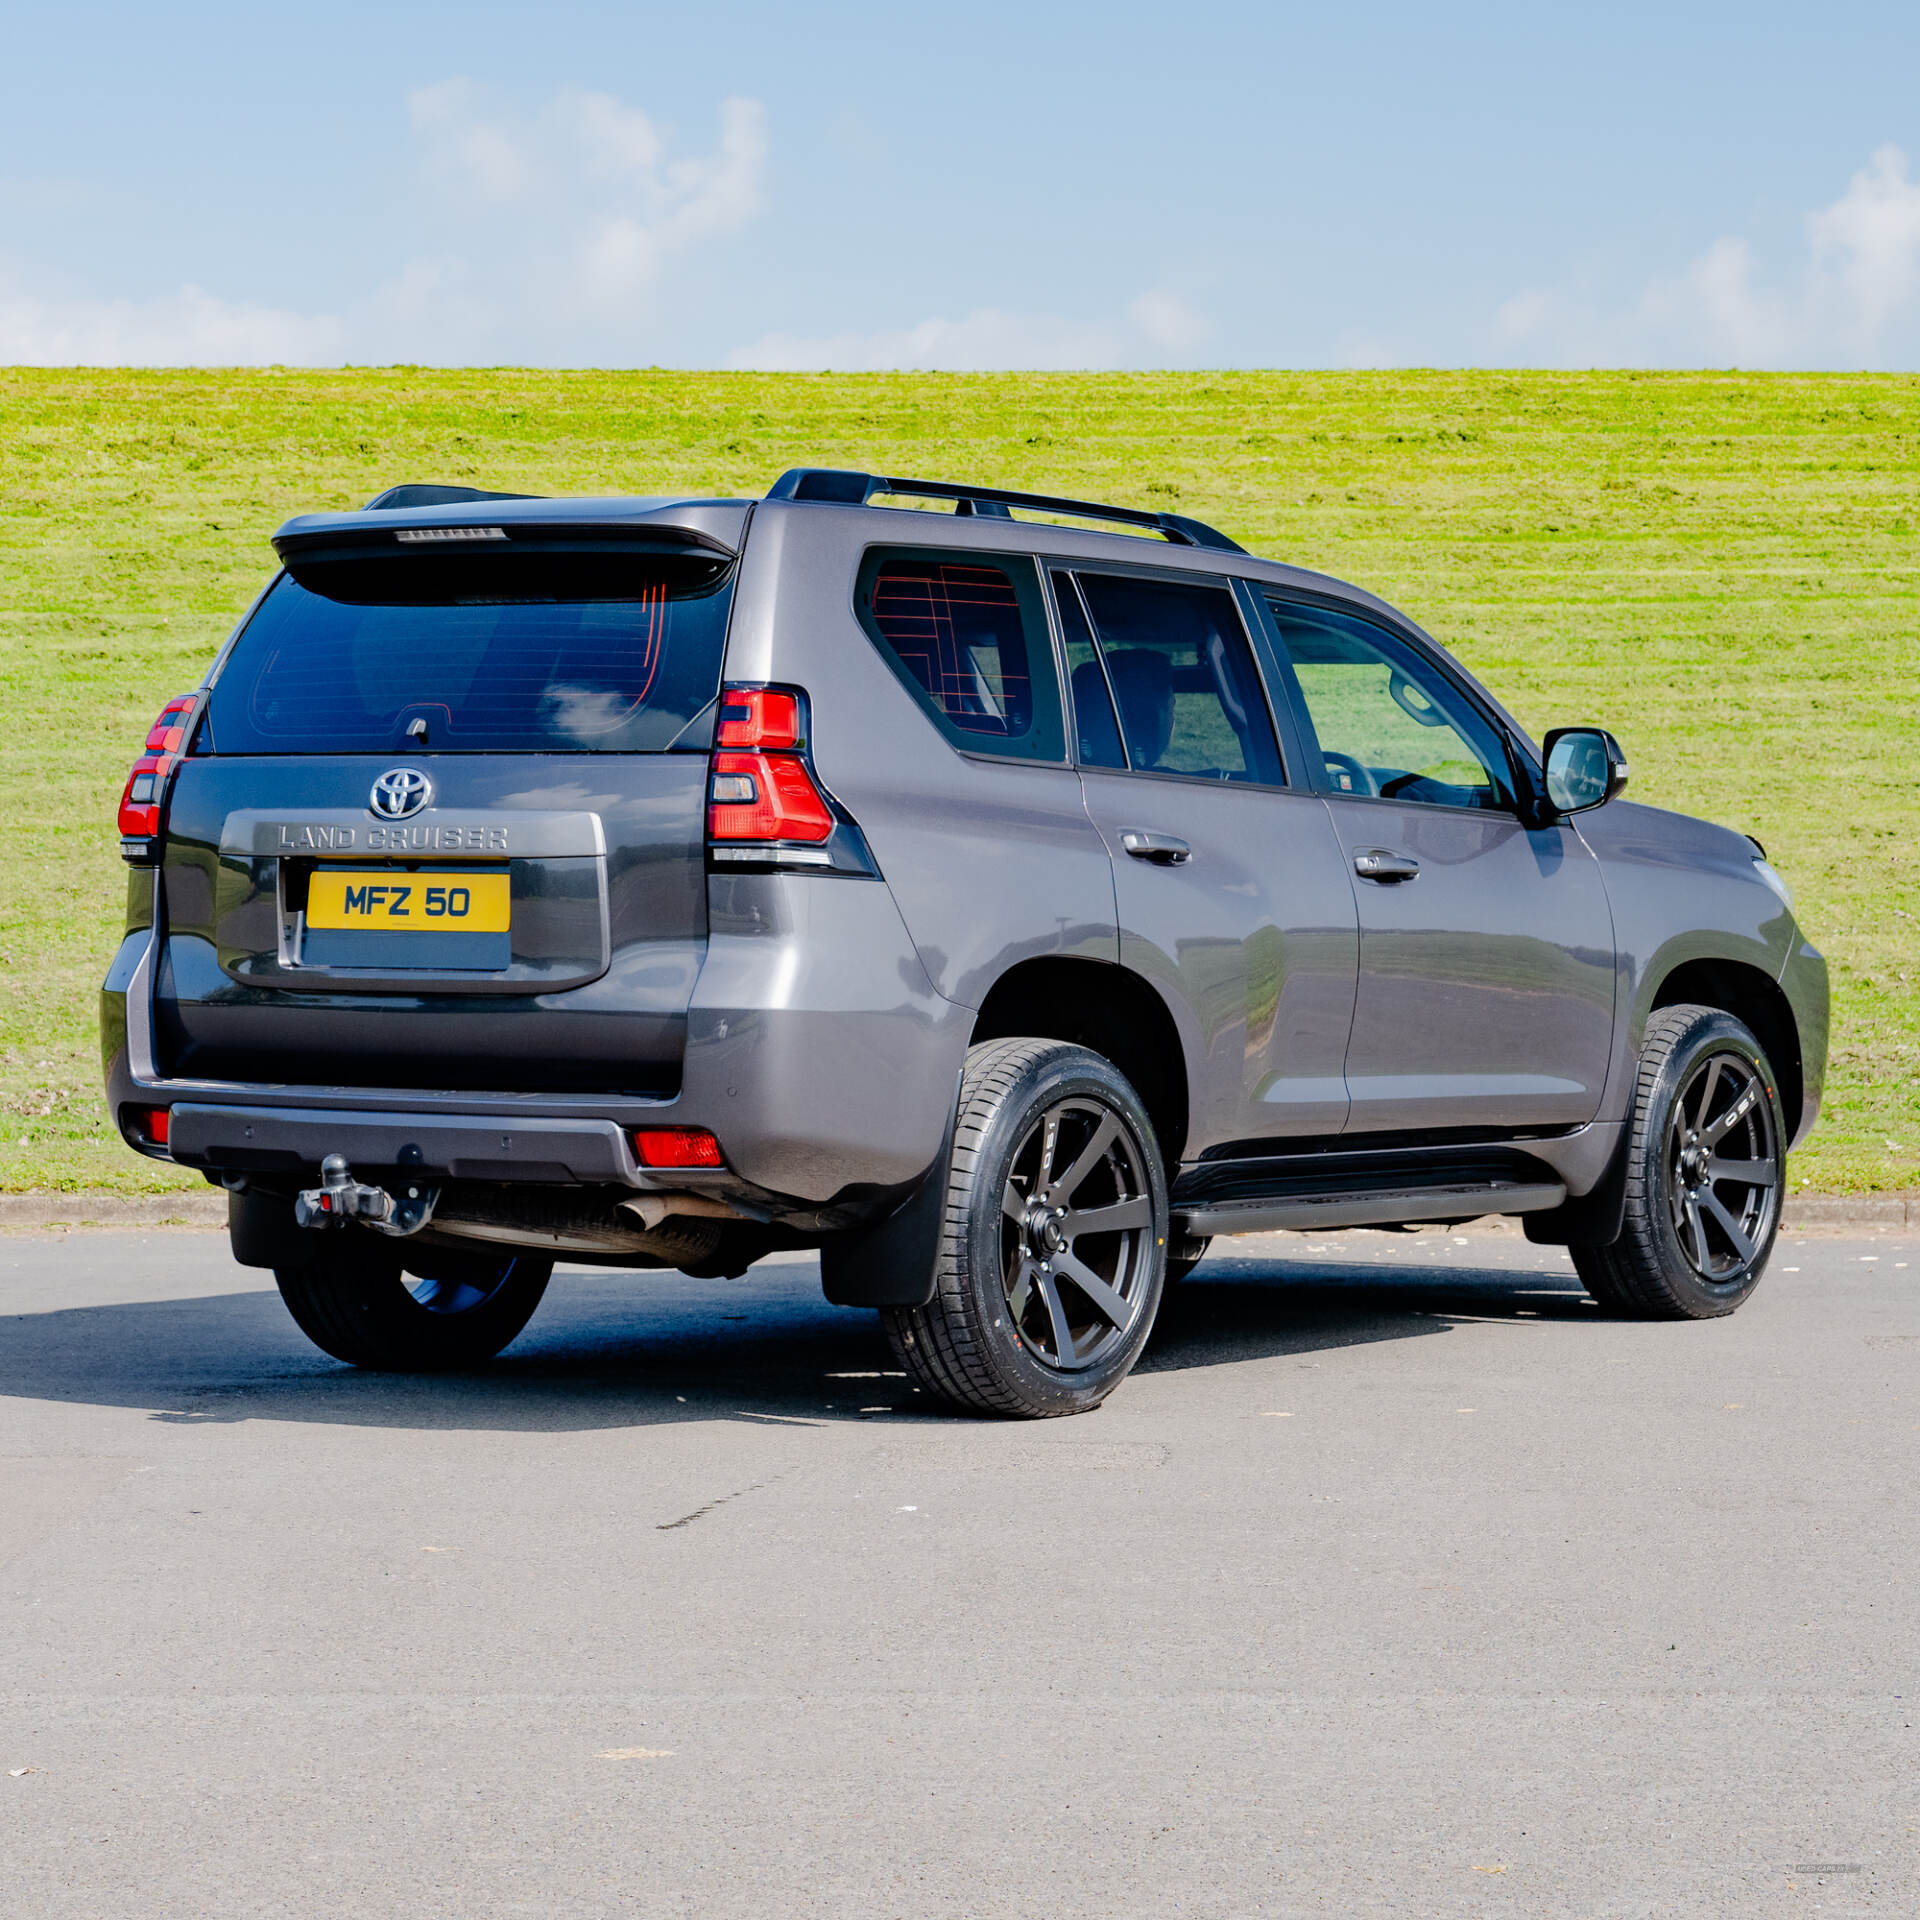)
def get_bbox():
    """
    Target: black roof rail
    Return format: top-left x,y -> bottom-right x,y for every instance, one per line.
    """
362,483 -> 542,511
764,468 -> 1244,554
